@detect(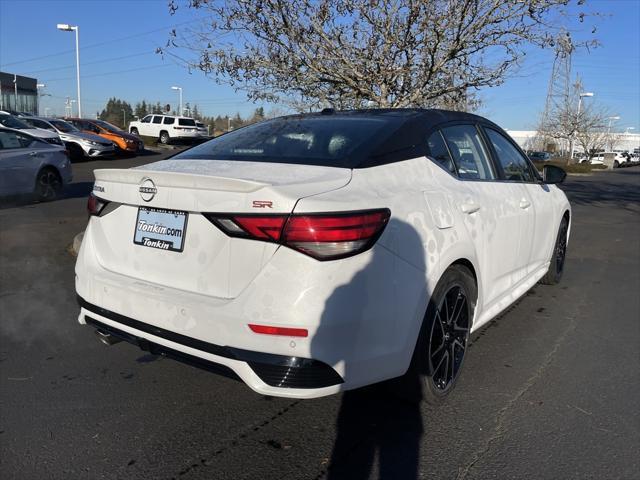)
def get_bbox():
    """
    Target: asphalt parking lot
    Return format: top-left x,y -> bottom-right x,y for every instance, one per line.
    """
1,157 -> 639,480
